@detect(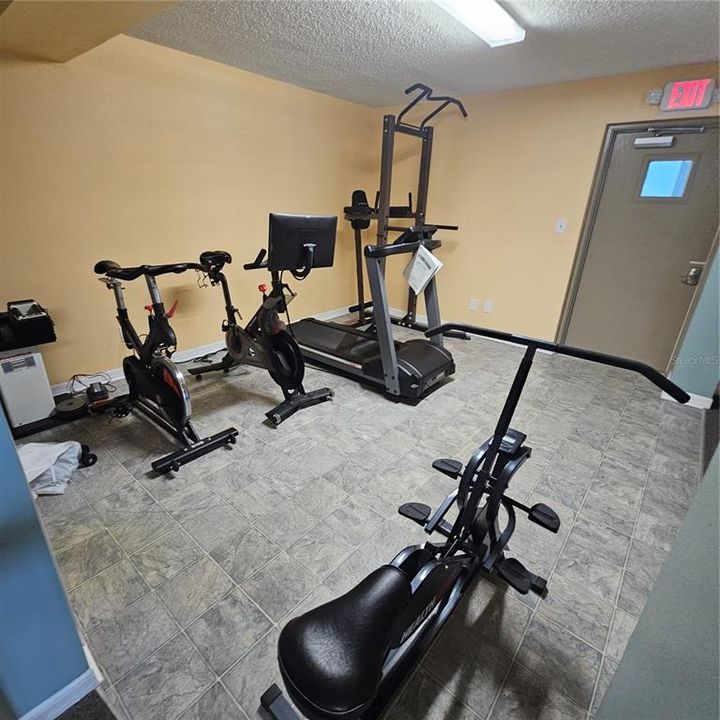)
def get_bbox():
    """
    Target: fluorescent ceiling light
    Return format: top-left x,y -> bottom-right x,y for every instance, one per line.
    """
434,0 -> 526,48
